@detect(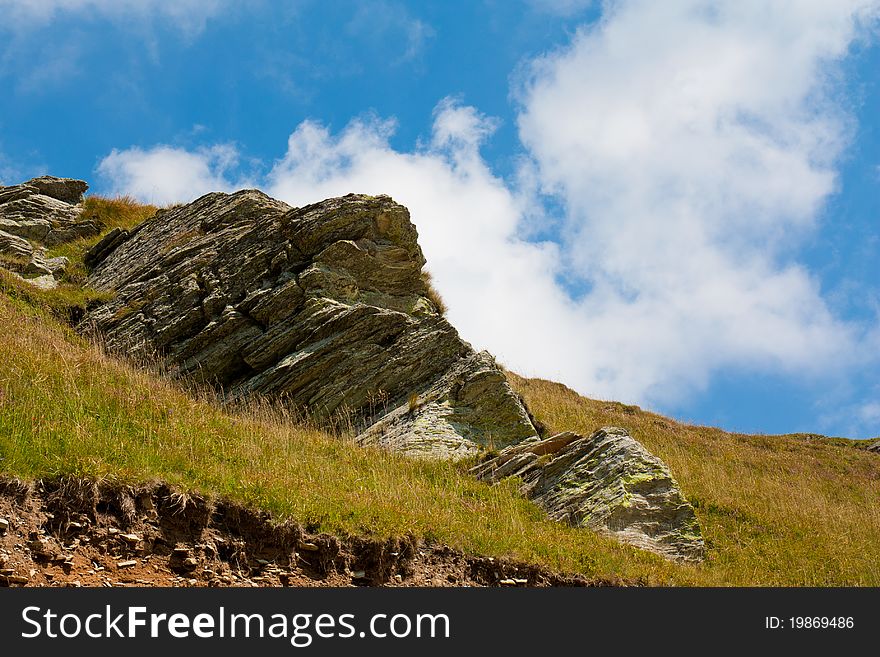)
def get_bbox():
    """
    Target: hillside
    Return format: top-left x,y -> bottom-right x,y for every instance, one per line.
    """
0,189 -> 878,586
